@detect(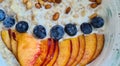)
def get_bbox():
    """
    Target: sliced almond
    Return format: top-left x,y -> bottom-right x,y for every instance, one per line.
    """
90,3 -> 98,8
96,0 -> 102,5
89,13 -> 97,19
65,7 -> 71,14
53,12 -> 60,21
35,3 -> 41,9
45,4 -> 52,9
